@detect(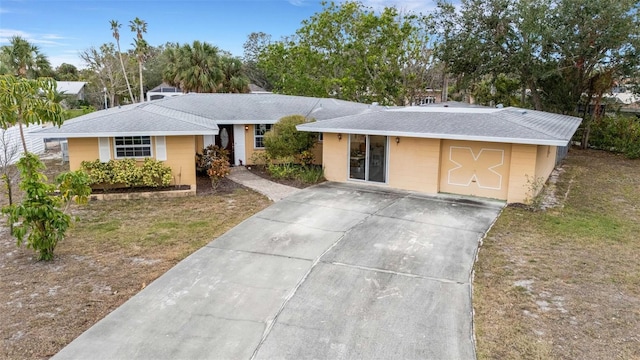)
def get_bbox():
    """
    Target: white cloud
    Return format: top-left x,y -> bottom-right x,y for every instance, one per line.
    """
0,28 -> 30,43
42,34 -> 65,40
0,29 -> 66,46
288,0 -> 307,6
